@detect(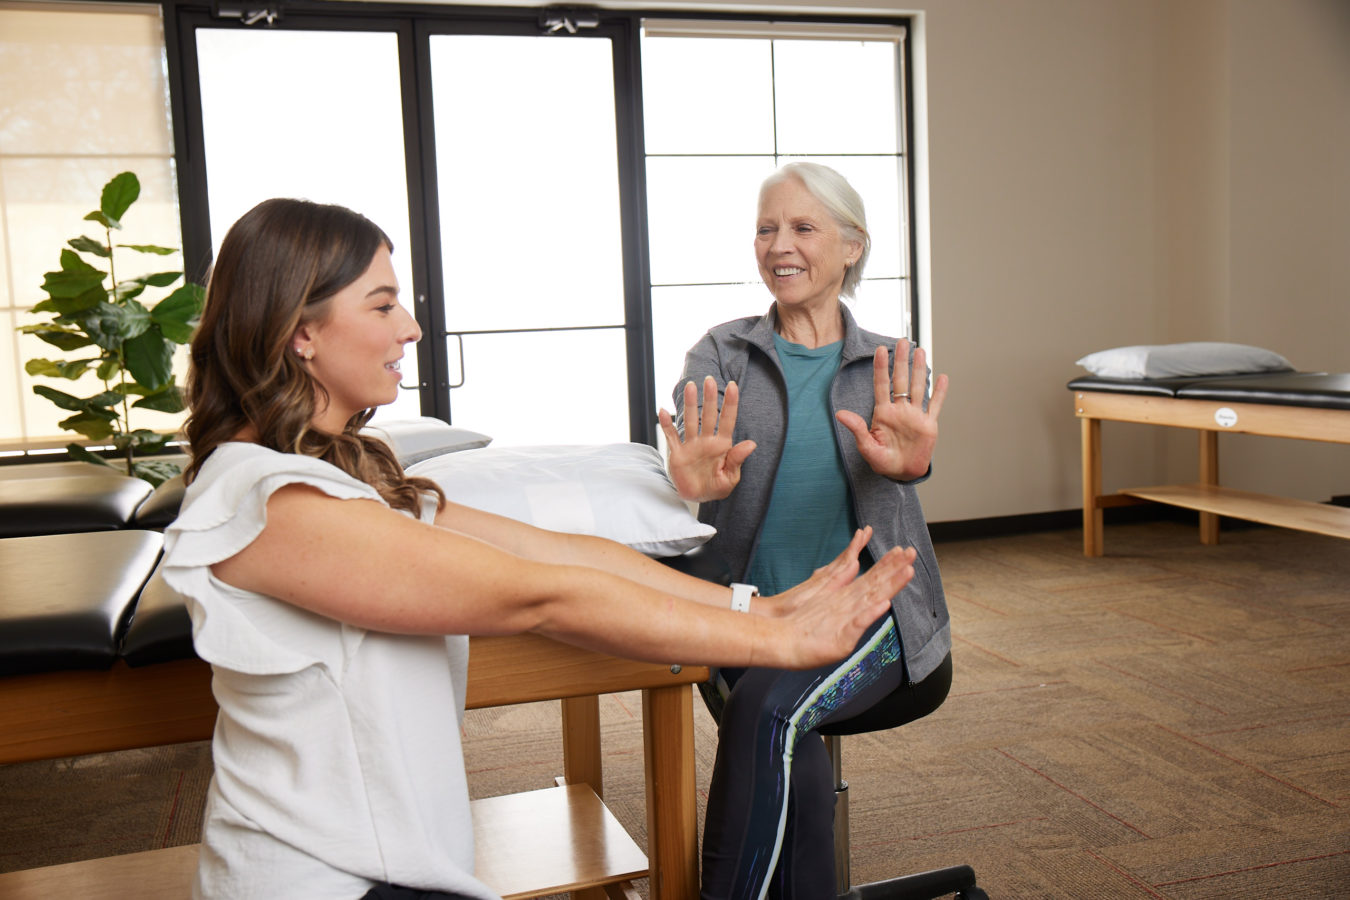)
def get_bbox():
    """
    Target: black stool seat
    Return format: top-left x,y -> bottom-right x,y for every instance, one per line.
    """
820,654 -> 953,737
0,530 -> 163,676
